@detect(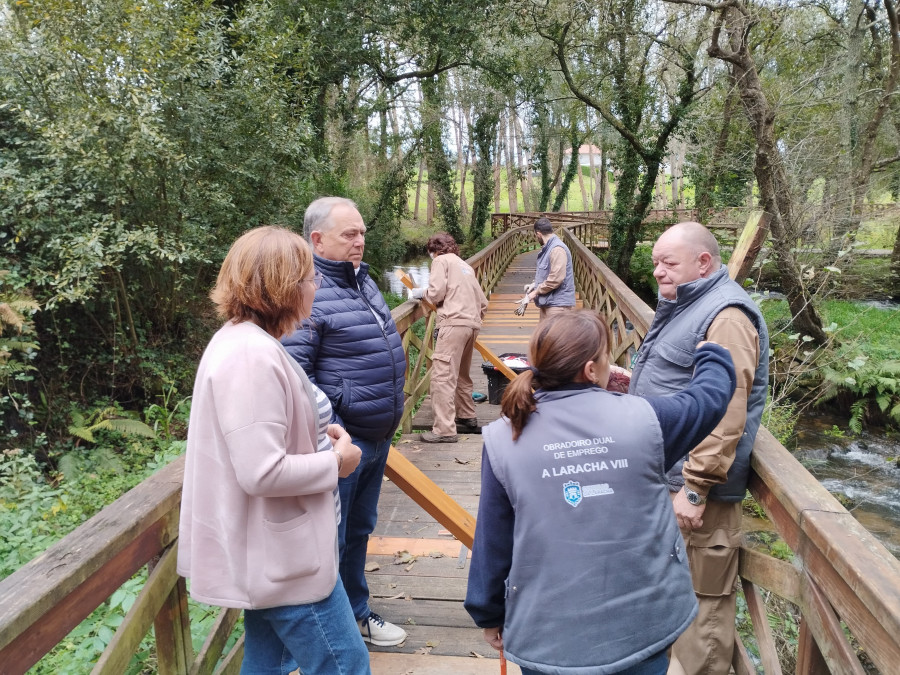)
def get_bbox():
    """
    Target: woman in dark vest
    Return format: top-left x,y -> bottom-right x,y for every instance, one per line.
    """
464,310 -> 737,675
